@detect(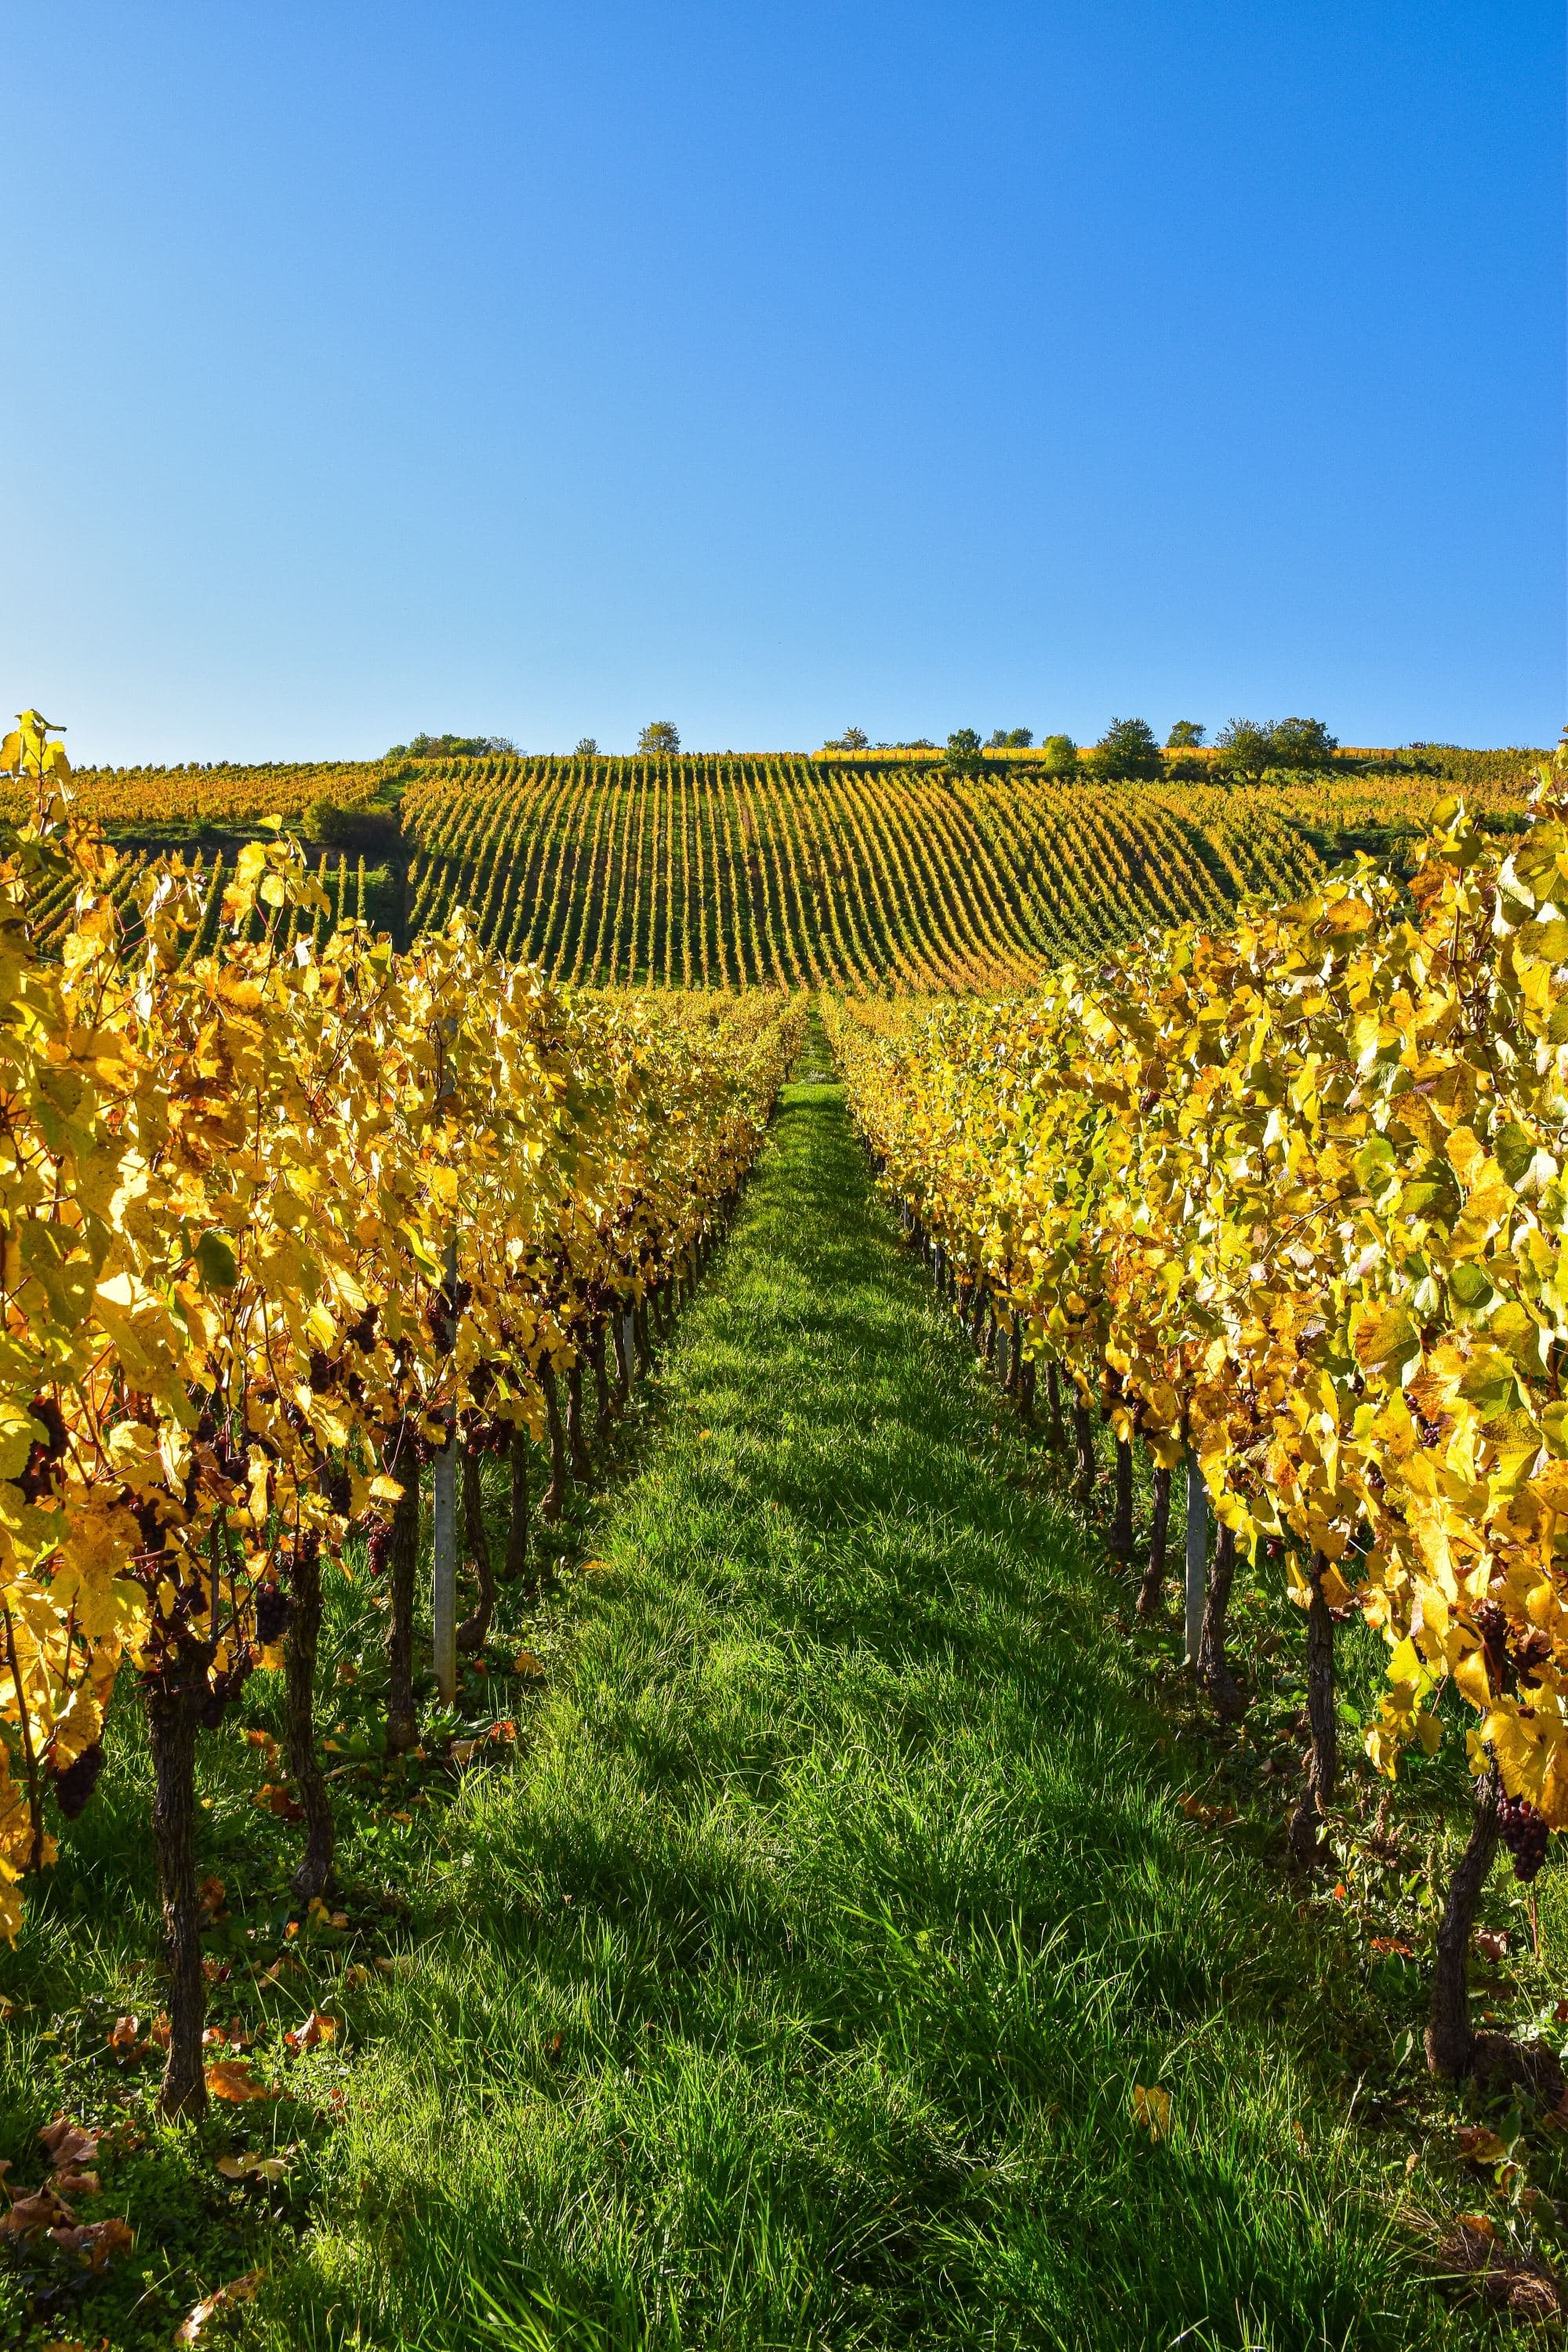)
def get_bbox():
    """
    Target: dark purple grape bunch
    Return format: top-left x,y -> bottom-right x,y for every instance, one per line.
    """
346,1305 -> 379,1354
366,1518 -> 391,1577
1497,1788 -> 1551,1882
425,1276 -> 474,1356
255,1584 -> 293,1646
49,1740 -> 105,1820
